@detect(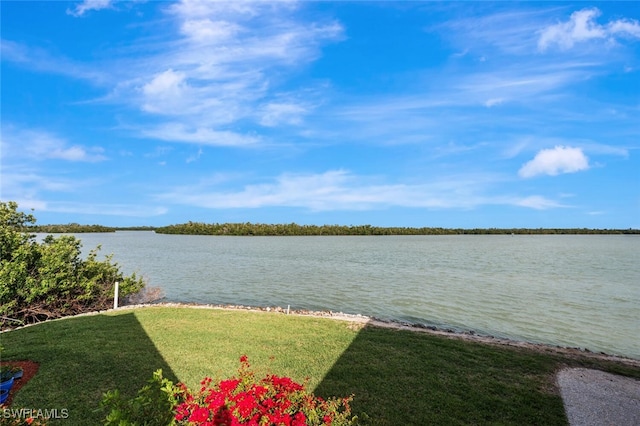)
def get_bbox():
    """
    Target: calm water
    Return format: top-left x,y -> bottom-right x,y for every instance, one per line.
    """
65,232 -> 639,359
